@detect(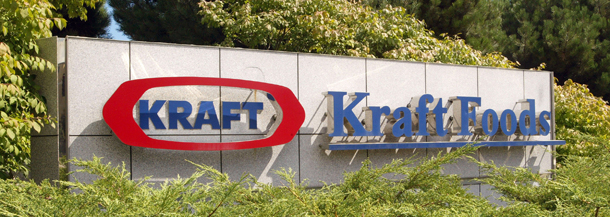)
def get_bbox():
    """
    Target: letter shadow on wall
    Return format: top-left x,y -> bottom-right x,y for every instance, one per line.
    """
222,119 -> 310,186
68,120 -> 131,184
298,97 -> 370,187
